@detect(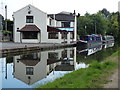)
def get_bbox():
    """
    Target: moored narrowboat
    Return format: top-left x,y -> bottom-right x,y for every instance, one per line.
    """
77,34 -> 102,48
102,35 -> 114,43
